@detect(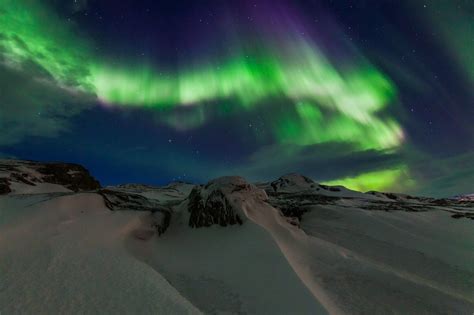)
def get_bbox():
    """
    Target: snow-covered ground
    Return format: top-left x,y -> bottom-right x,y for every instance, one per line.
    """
0,193 -> 200,314
1,161 -> 473,314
